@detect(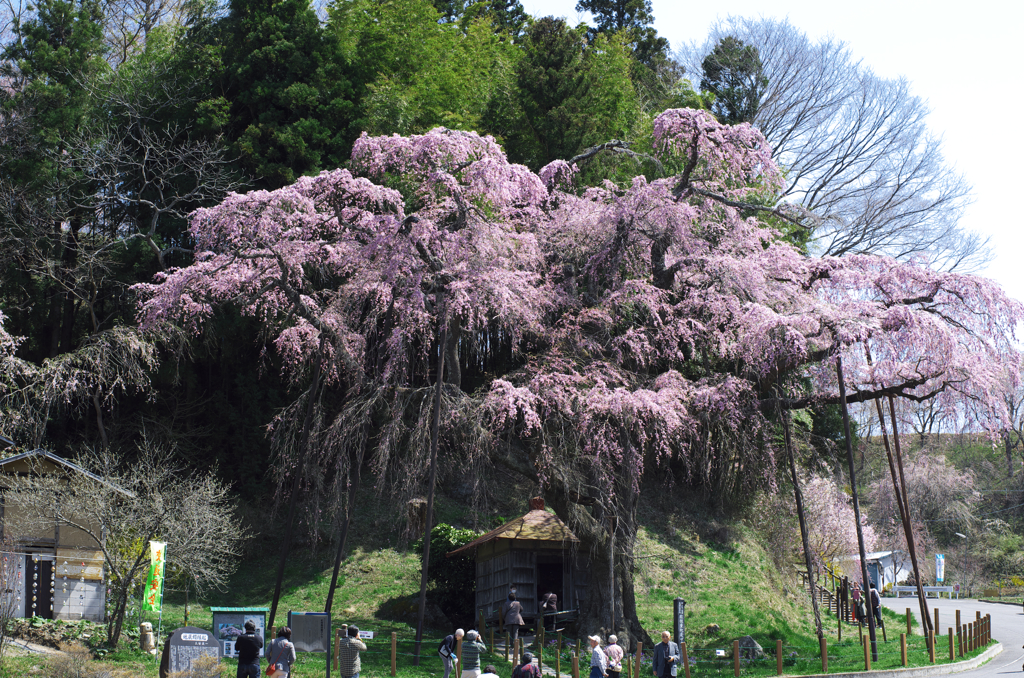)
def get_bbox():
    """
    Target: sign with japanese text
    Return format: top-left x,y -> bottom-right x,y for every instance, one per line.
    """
143,541 -> 166,611
935,554 -> 945,583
